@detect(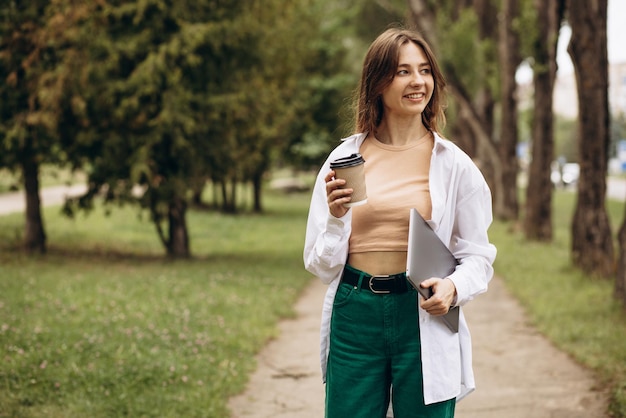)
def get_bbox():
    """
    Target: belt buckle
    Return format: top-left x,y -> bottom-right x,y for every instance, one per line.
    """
368,275 -> 392,294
